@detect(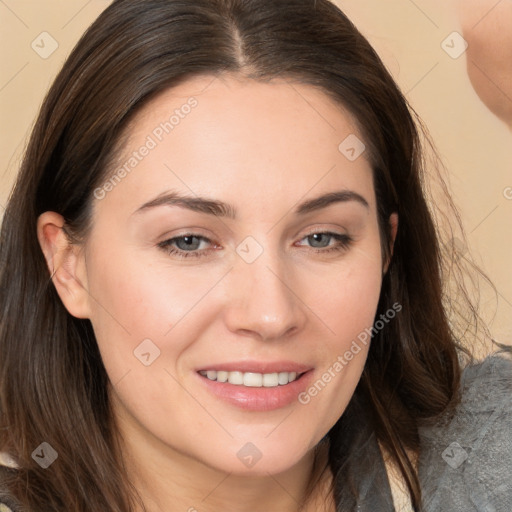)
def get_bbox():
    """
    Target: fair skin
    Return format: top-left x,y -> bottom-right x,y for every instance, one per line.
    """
457,0 -> 512,128
37,74 -> 398,512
